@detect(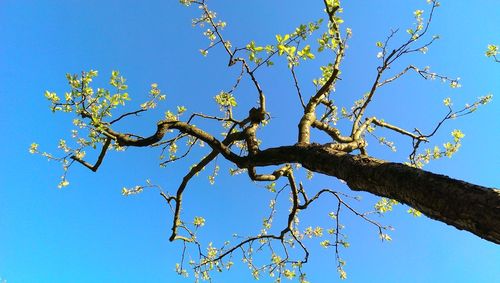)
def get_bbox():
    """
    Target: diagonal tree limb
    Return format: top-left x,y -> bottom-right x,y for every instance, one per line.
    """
239,144 -> 500,244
